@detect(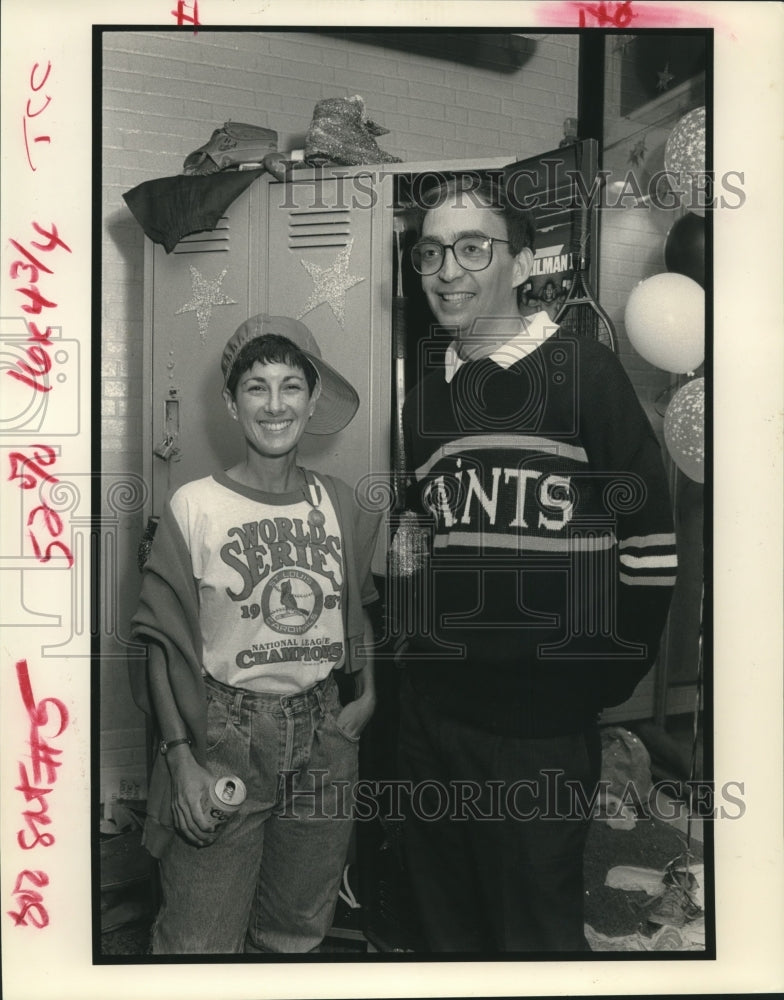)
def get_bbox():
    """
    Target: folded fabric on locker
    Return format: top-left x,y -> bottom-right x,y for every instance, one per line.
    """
122,169 -> 265,252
